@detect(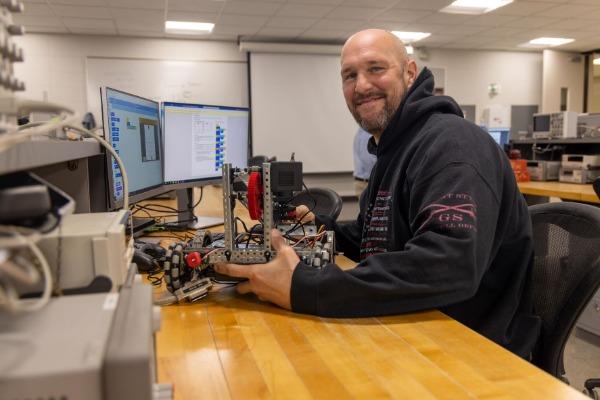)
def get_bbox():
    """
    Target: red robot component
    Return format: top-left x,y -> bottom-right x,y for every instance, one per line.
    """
247,171 -> 263,220
185,252 -> 202,269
